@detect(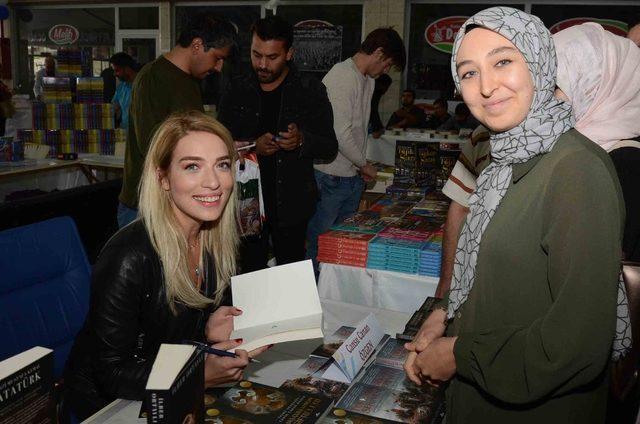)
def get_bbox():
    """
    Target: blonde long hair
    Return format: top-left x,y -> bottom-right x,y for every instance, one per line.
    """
138,111 -> 239,311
